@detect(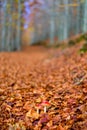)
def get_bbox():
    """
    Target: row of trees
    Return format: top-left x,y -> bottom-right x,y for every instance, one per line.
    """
19,0 -> 87,45
0,0 -> 22,51
0,0 -> 87,51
